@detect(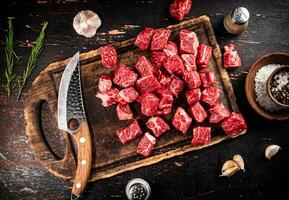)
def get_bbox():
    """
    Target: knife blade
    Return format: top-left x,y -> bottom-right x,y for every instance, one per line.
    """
57,52 -> 92,200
